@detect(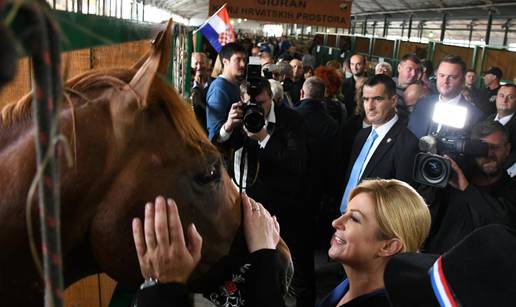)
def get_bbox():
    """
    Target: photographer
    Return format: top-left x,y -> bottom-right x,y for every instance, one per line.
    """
423,120 -> 516,254
220,77 -> 312,307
